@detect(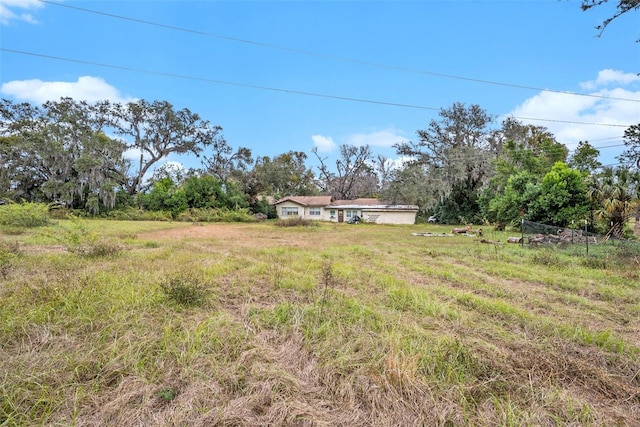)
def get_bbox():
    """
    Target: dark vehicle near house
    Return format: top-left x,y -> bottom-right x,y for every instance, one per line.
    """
347,215 -> 361,224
